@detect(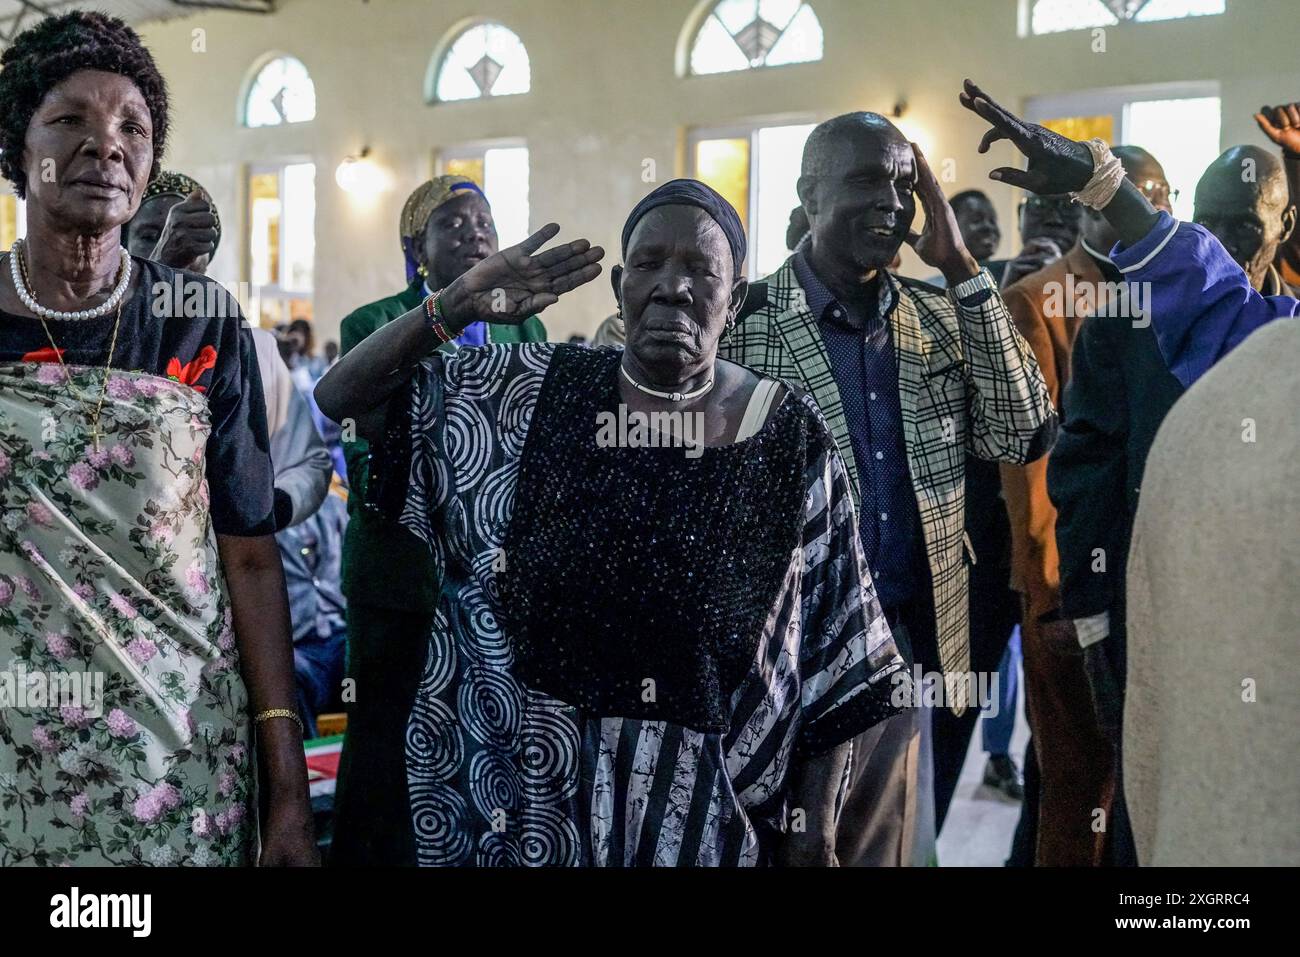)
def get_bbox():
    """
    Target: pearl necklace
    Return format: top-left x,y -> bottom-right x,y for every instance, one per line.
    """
10,238 -> 133,321
619,363 -> 714,402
